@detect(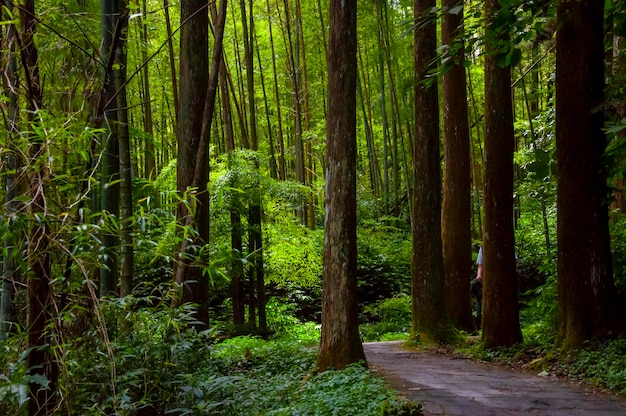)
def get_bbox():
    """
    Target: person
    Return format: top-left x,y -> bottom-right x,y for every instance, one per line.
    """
470,246 -> 483,330
475,246 -> 483,282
